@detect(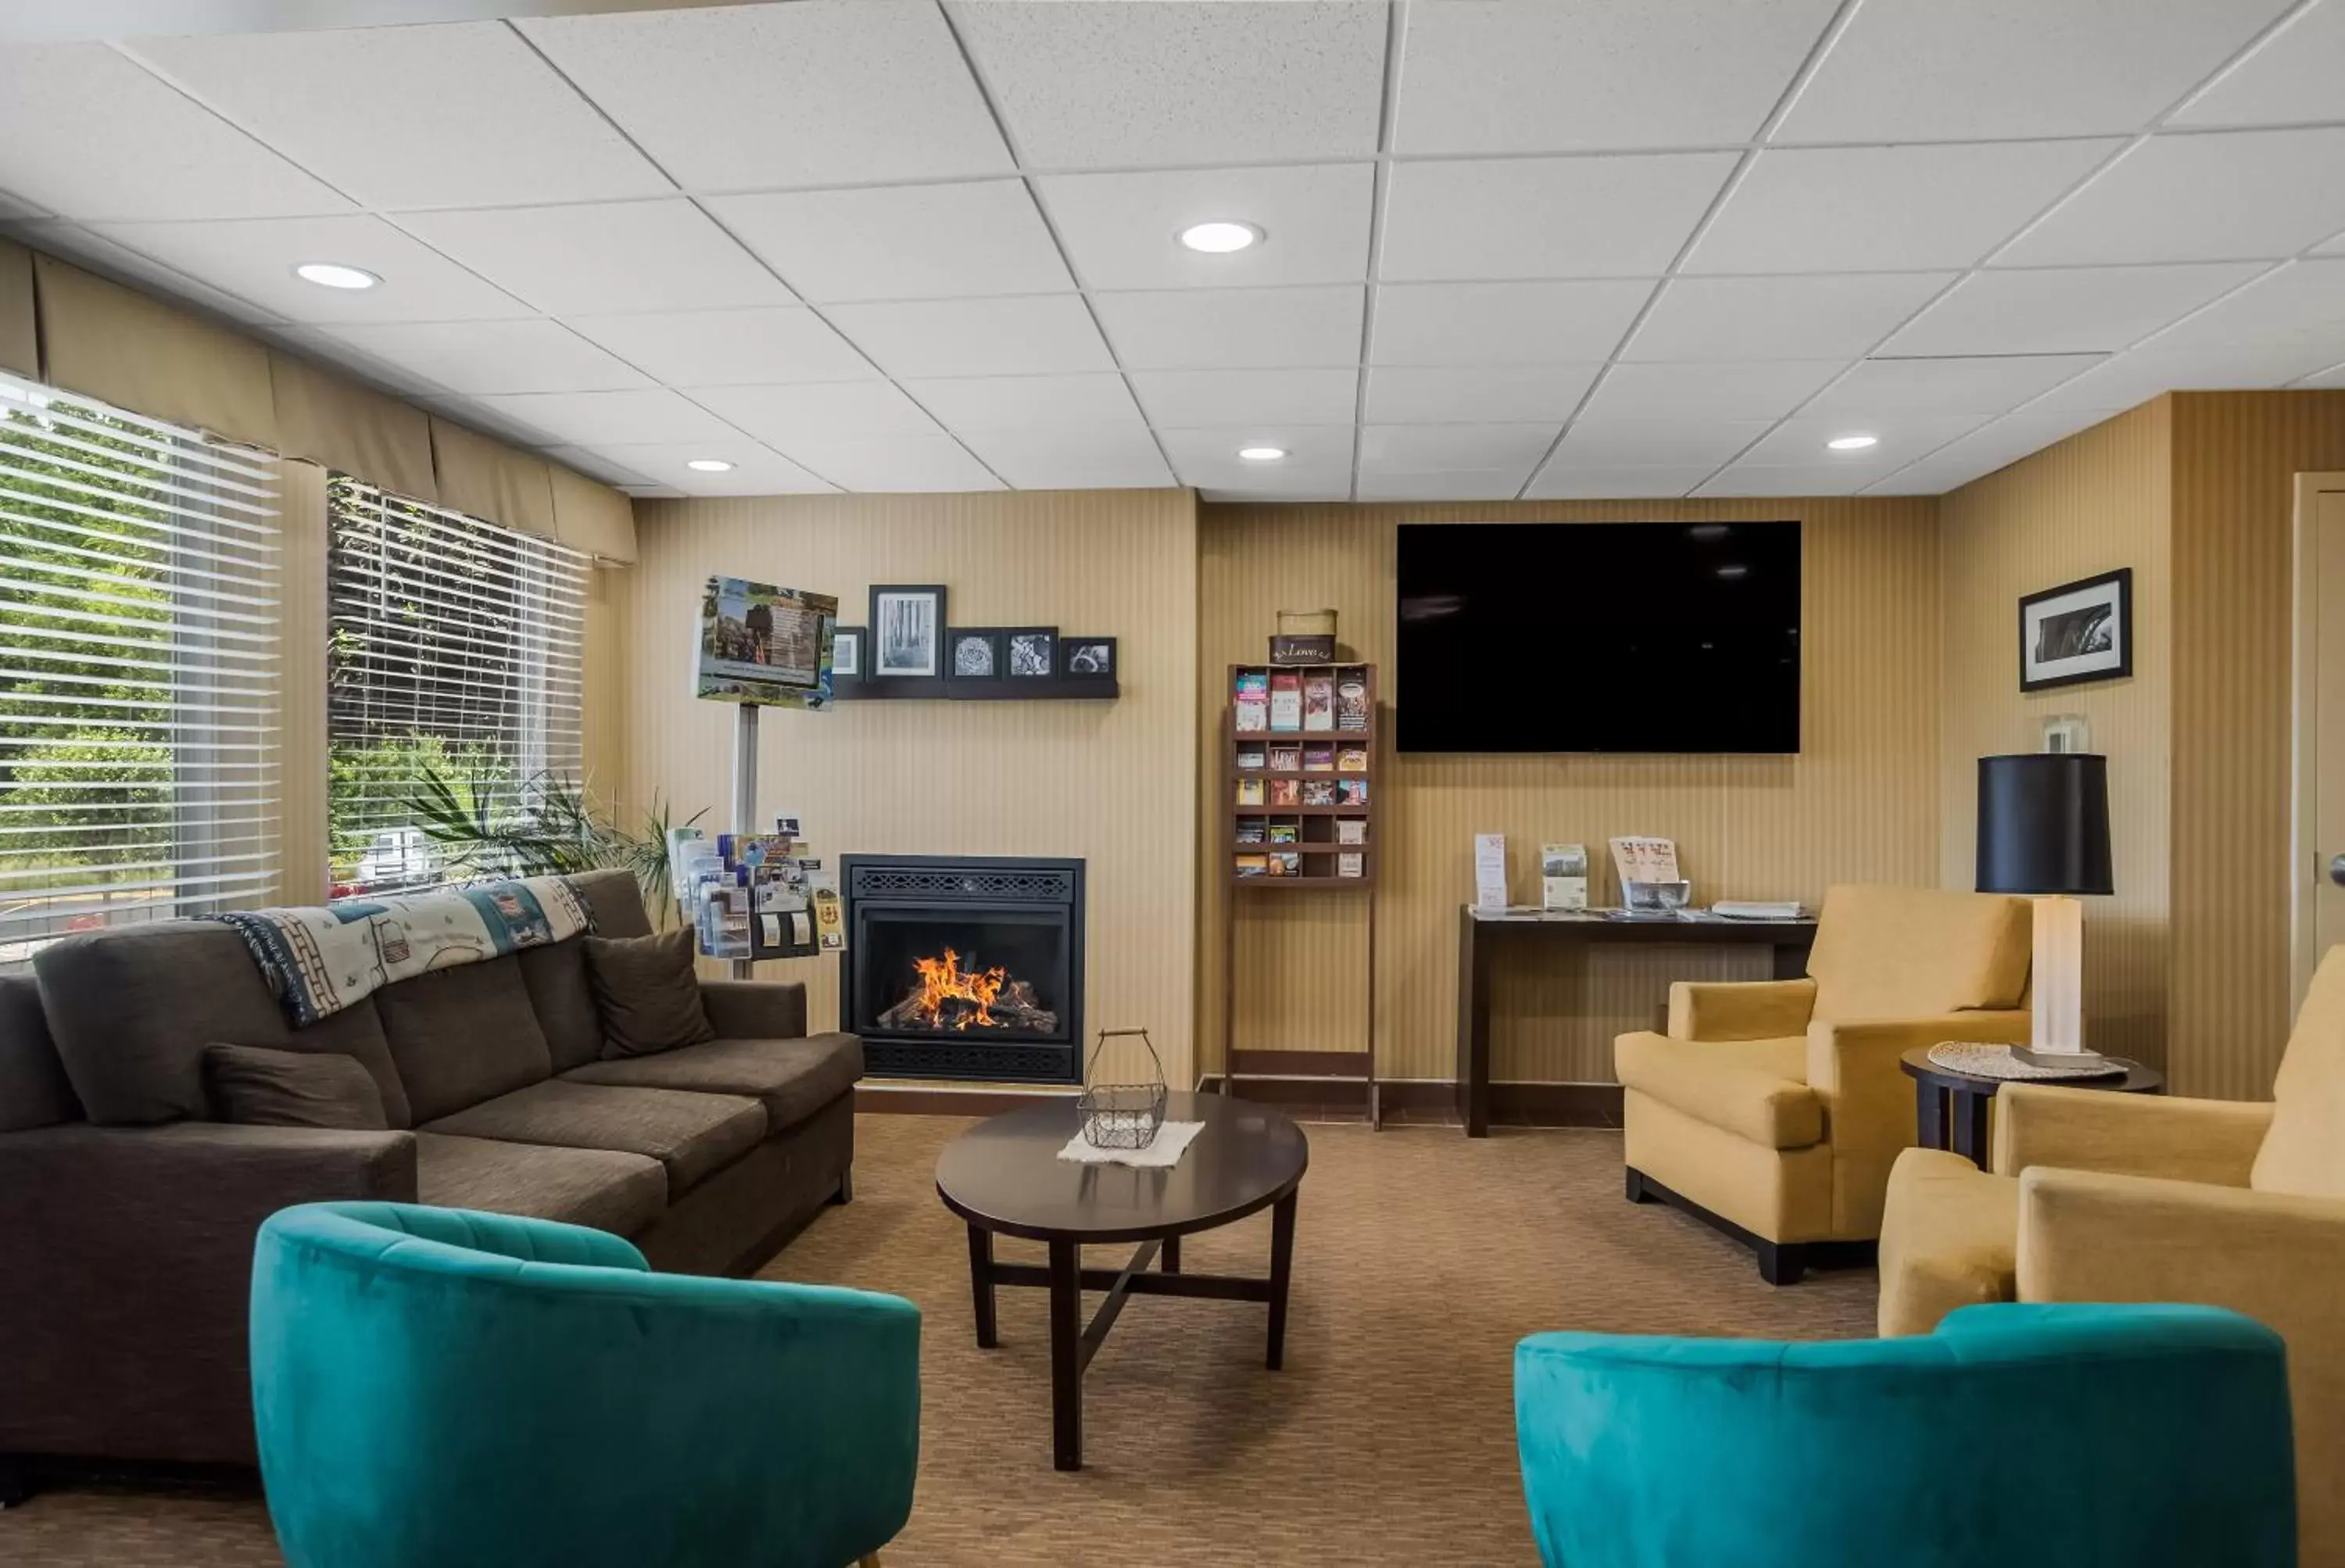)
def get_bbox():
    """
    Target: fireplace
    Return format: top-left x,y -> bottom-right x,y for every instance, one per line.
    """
841,854 -> 1083,1083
